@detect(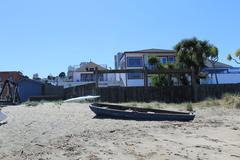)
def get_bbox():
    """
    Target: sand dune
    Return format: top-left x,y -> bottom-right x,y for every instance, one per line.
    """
0,102 -> 240,160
